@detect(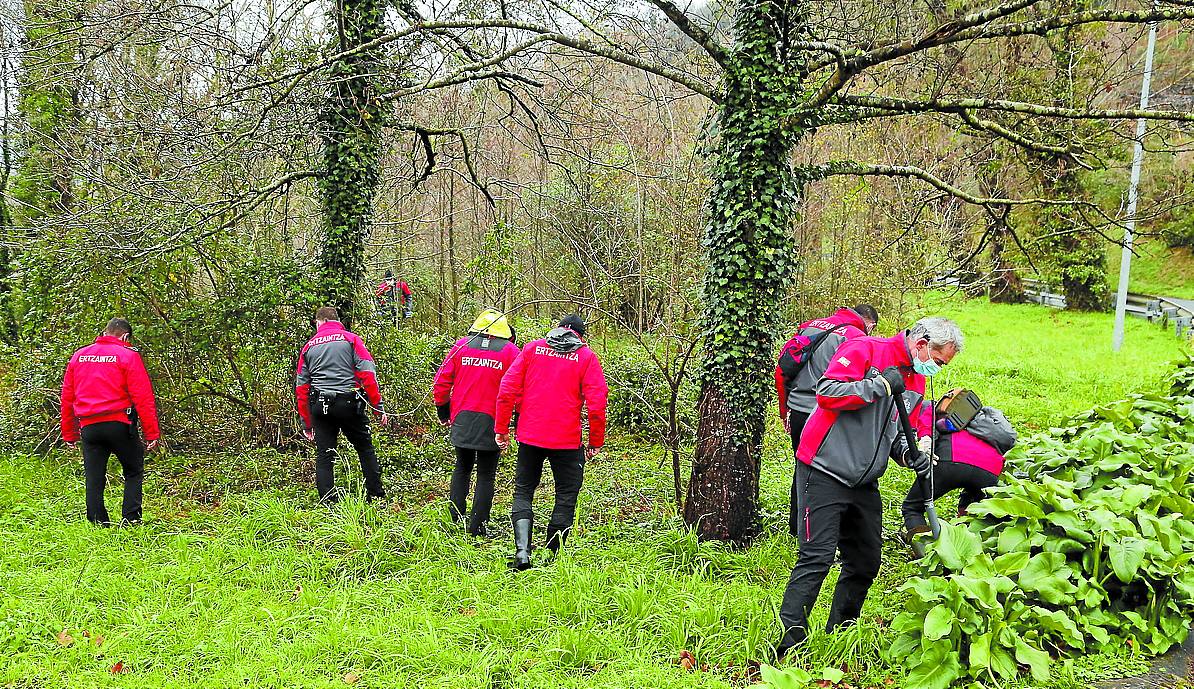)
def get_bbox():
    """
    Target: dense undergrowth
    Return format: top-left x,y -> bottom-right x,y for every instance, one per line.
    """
1,299 -> 1189,688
